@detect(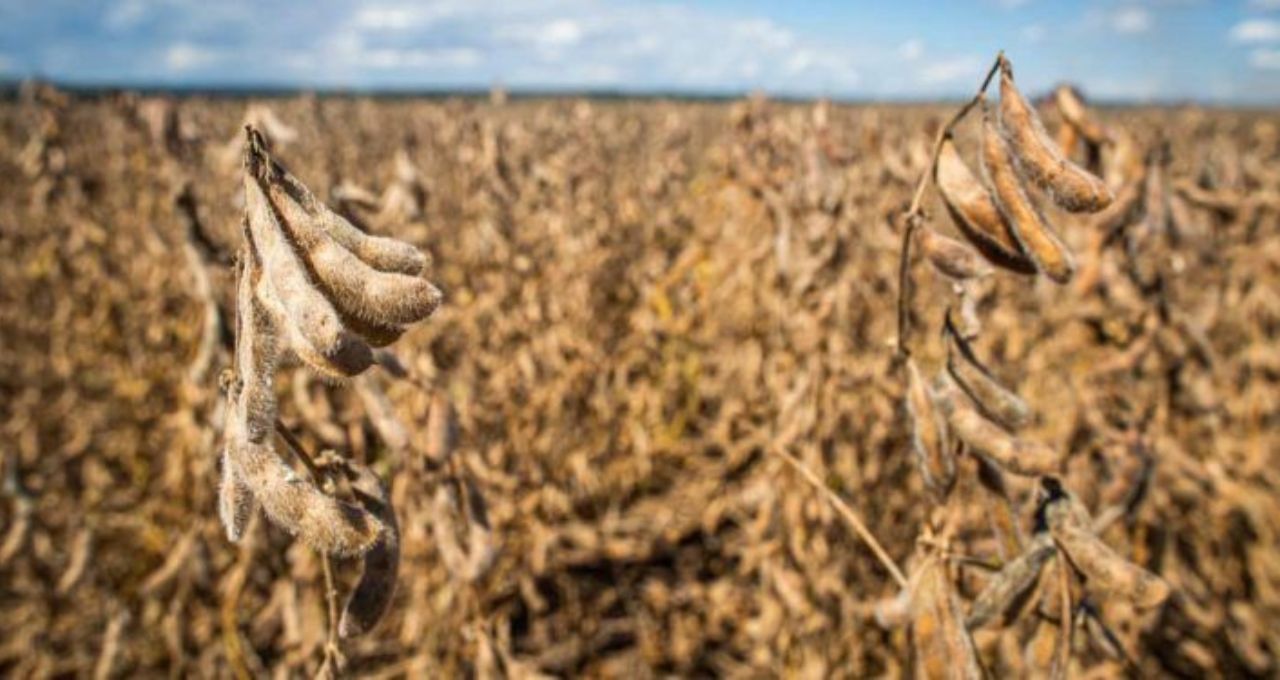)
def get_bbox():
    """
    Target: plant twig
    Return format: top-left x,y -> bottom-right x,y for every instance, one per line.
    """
275,419 -> 324,481
1052,556 -> 1074,680
317,553 -> 344,679
772,446 -> 909,589
896,50 -> 1004,359
273,419 -> 345,678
